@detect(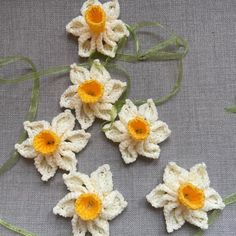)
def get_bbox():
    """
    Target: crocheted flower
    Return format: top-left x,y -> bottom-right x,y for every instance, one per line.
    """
66,0 -> 129,57
146,162 -> 225,233
53,164 -> 127,236
15,110 -> 91,181
60,59 -> 127,130
104,99 -> 171,164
